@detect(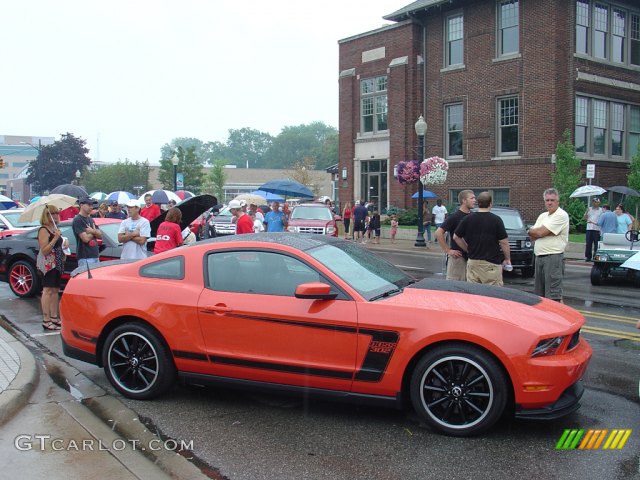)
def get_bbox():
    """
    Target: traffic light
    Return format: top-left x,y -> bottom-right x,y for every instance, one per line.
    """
0,156 -> 4,169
